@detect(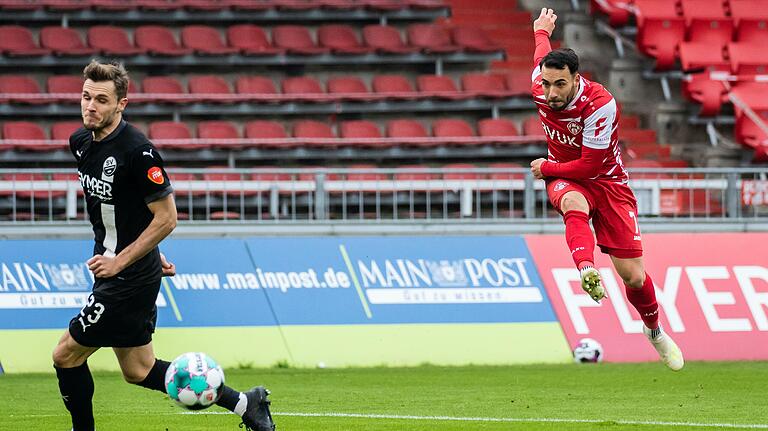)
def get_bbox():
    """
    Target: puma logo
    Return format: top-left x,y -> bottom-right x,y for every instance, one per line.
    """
75,150 -> 82,157
142,149 -> 154,158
